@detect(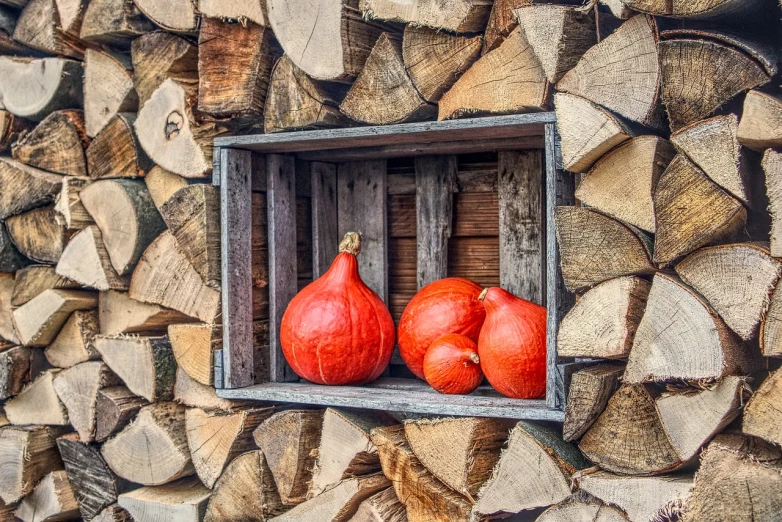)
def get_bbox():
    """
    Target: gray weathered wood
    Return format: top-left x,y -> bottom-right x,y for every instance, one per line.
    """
337,161 -> 388,302
415,156 -> 456,289
213,349 -> 223,390
216,379 -> 562,421
311,162 -> 339,278
267,154 -> 299,383
221,148 -> 254,389
212,146 -> 222,187
499,150 -> 544,304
